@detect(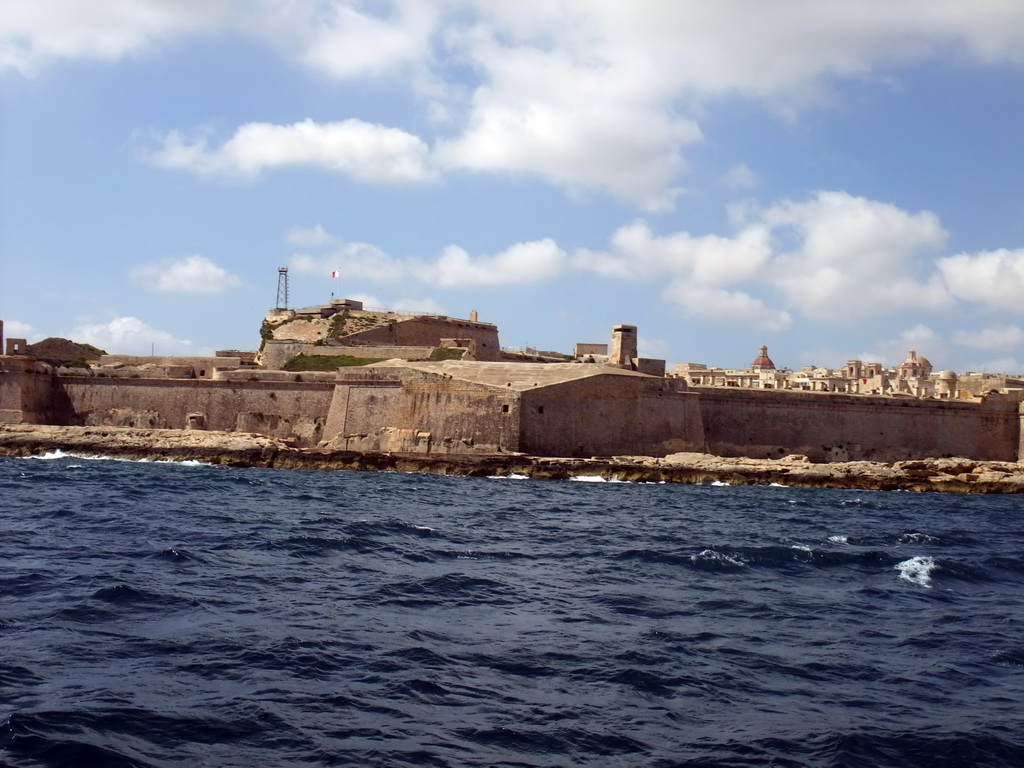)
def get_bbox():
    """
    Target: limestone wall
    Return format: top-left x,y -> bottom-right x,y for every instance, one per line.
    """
54,376 -> 335,447
323,370 -> 520,453
1,359 -> 69,424
519,376 -> 704,458
342,318 -> 501,361
99,355 -> 240,378
695,387 -> 1020,462
258,340 -> 445,369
